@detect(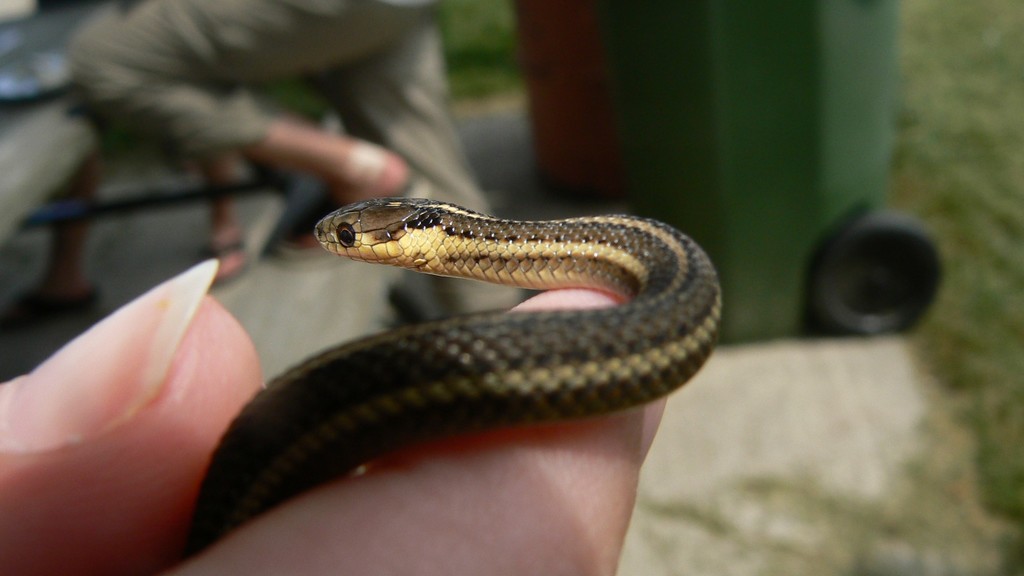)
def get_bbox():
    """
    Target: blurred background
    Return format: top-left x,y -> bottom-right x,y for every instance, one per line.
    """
1,0 -> 1022,573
